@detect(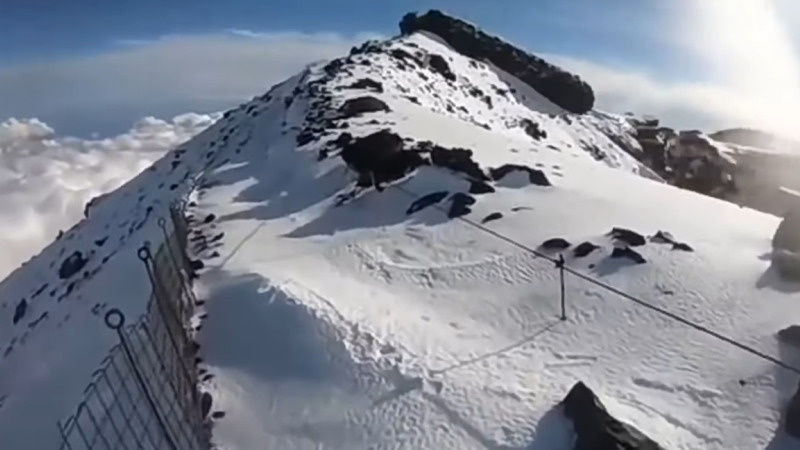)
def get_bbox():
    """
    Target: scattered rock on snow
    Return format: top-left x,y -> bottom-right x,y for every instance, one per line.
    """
427,54 -> 456,81
407,191 -> 449,215
341,130 -> 426,189
200,392 -> 213,419
448,193 -> 476,218
541,238 -> 571,251
338,96 -> 390,118
331,132 -> 353,148
573,242 -> 600,258
773,249 -> 800,281
481,212 -> 503,224
786,380 -> 800,438
778,325 -> 800,348
345,78 -> 384,93
611,246 -> 646,264
561,381 -> 667,450
12,299 -> 27,325
671,242 -> 694,252
650,230 -> 676,244
424,144 -> 487,181
469,180 -> 495,194
58,251 -> 89,280
489,164 -> 551,187
519,118 -> 547,140
774,210 -> 800,253
609,227 -> 646,247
